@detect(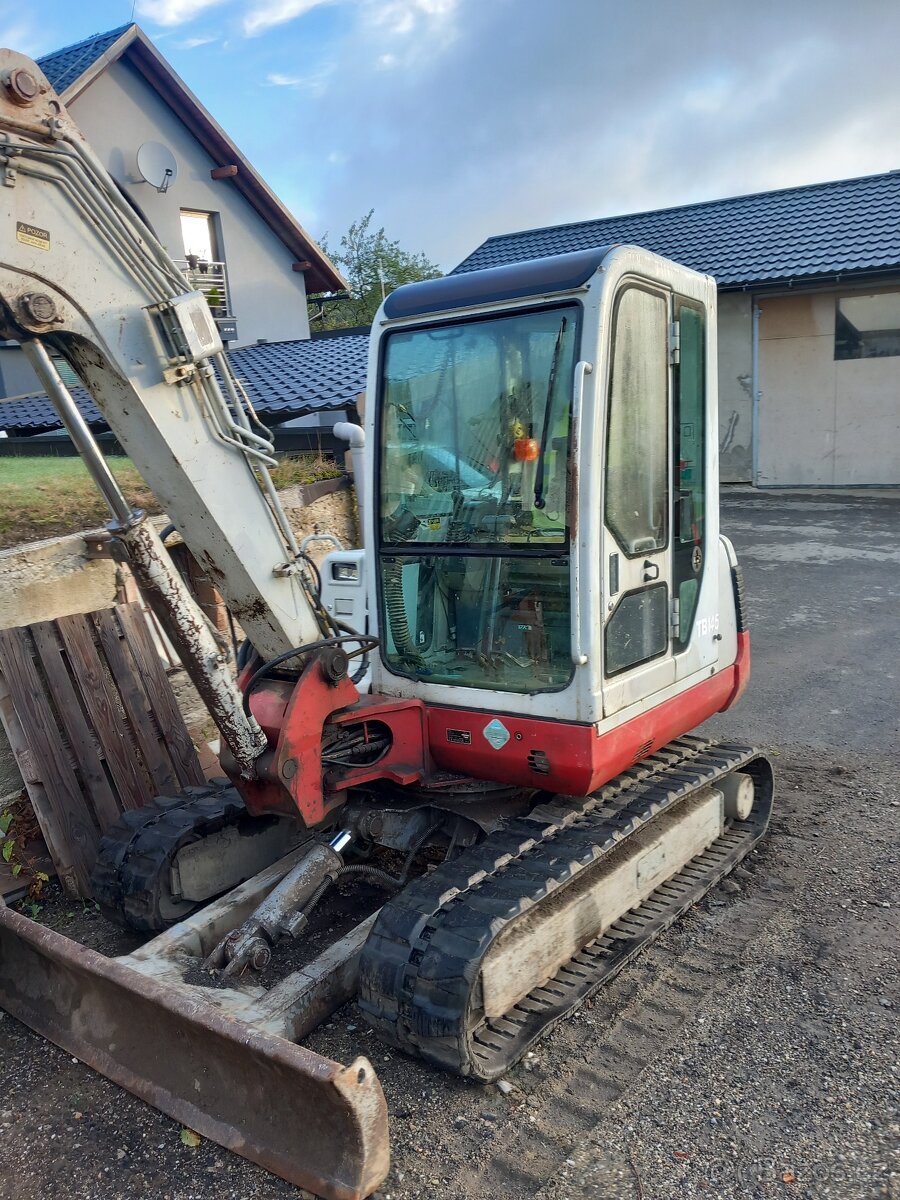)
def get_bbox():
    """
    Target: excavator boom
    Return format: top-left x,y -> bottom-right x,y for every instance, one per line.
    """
0,50 -> 323,666
0,50 -> 391,1197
